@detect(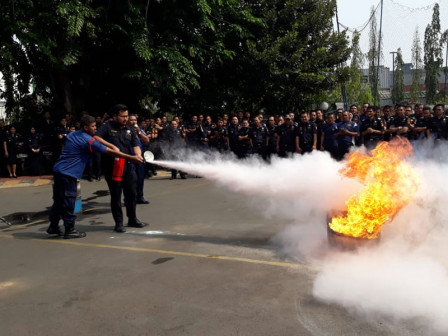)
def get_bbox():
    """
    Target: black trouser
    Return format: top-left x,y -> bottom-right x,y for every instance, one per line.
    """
49,172 -> 77,229
300,146 -> 312,154
105,162 -> 137,226
364,139 -> 380,150
337,144 -> 353,161
324,146 -> 338,160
